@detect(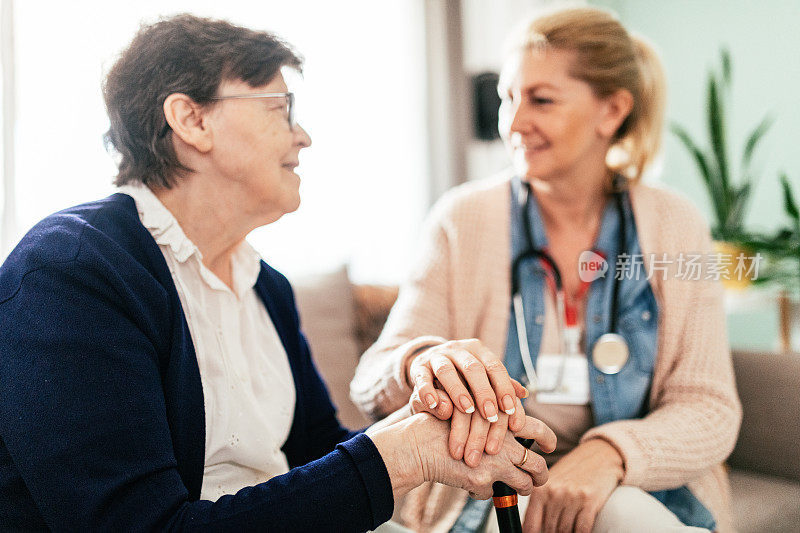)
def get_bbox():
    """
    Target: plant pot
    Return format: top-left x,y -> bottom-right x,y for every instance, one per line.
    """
713,241 -> 757,290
